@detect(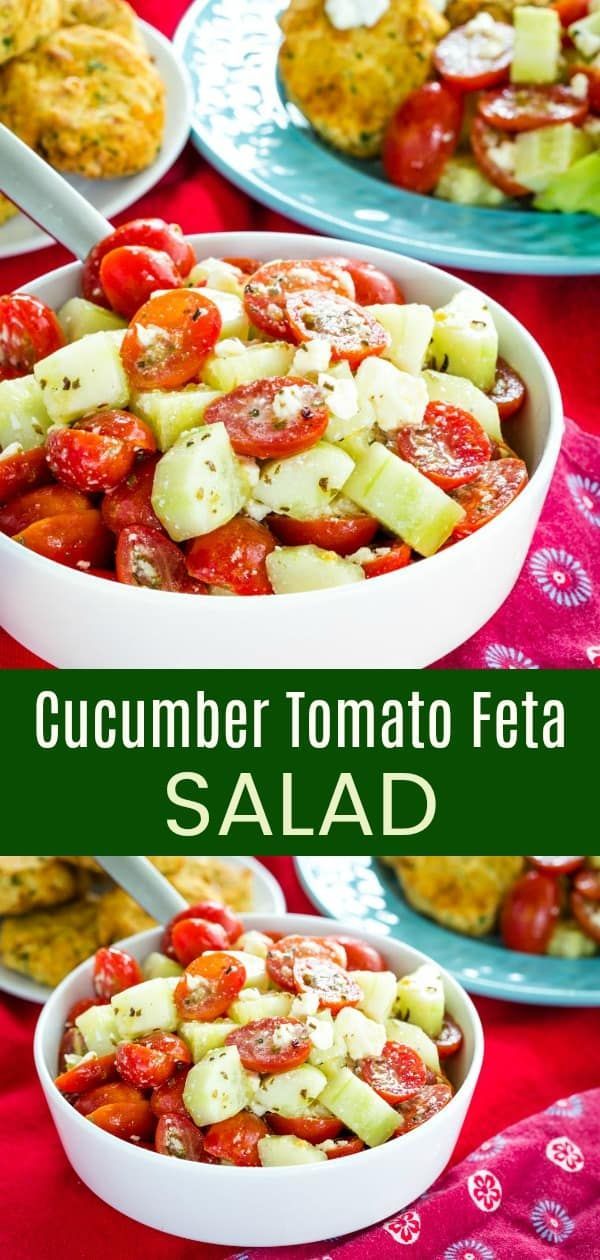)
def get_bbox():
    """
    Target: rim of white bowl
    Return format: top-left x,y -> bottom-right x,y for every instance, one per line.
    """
34,912 -> 485,1176
1,233 -> 563,608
